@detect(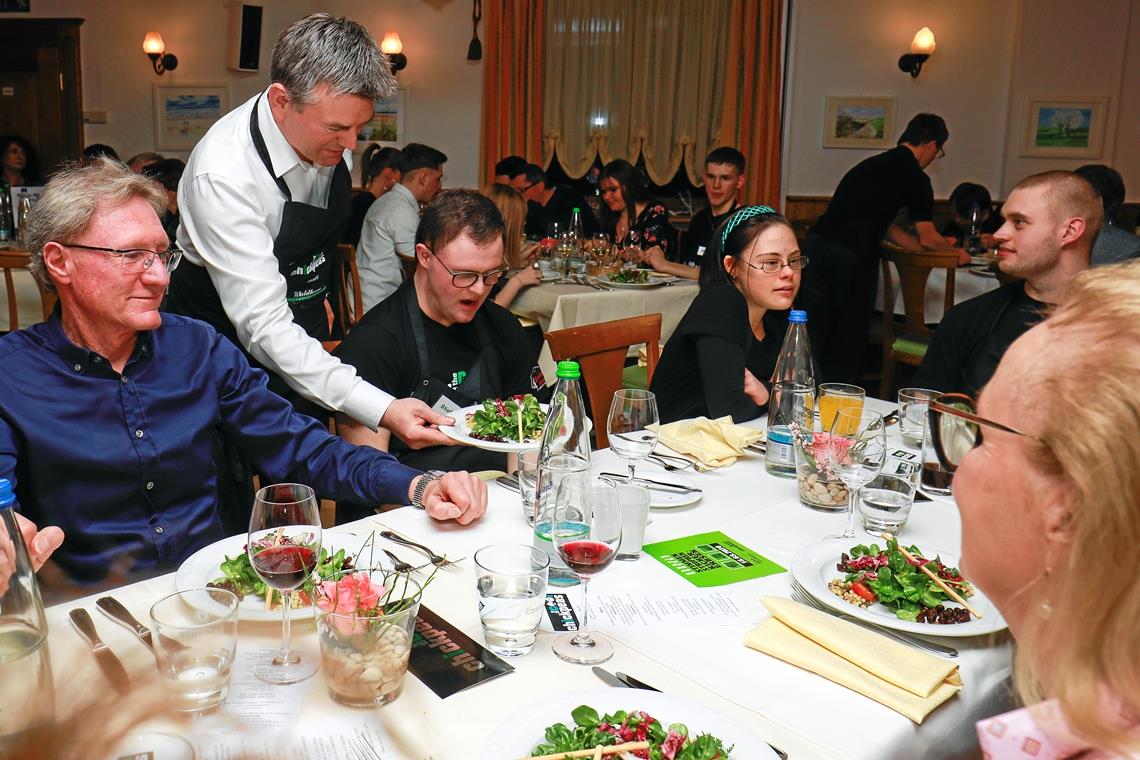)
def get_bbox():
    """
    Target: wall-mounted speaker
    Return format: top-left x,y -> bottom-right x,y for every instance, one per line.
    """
226,3 -> 262,72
